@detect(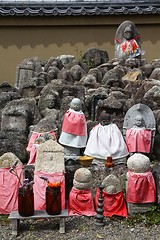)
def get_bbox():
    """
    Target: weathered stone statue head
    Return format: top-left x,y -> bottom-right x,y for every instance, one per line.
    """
132,114 -> 145,129
38,91 -> 59,115
73,168 -> 92,190
123,24 -> 134,40
70,98 -> 82,112
123,103 -> 156,132
127,153 -> 151,173
102,174 -> 122,194
99,111 -> 111,126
